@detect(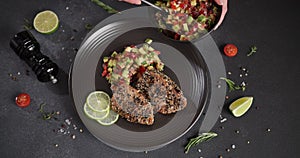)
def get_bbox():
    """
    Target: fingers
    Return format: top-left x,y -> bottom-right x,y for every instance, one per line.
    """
119,0 -> 141,5
213,0 -> 228,30
214,0 -> 224,5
